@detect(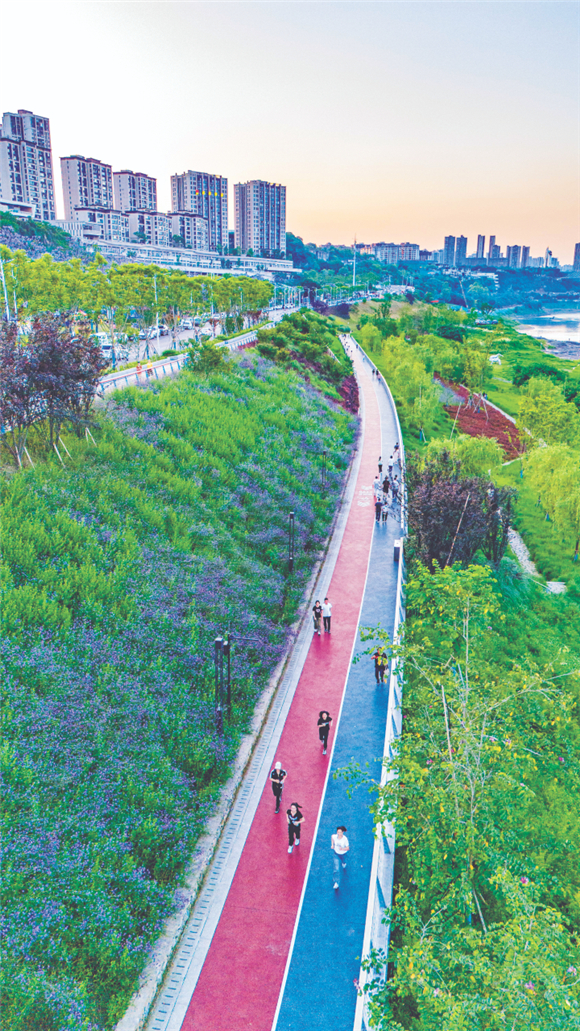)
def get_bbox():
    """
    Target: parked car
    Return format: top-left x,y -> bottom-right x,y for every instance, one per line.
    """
181,318 -> 193,330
